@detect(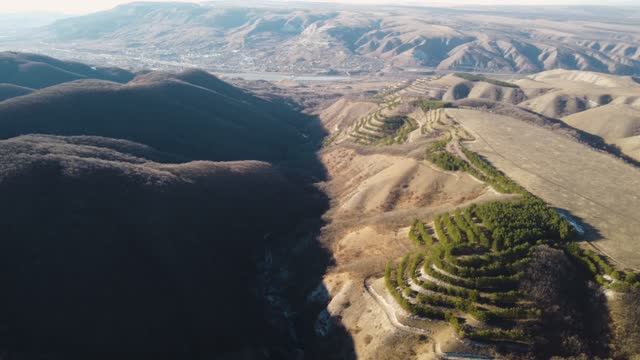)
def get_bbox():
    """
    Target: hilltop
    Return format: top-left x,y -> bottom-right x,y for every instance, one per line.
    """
0,52 -> 134,89
0,63 -> 324,166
